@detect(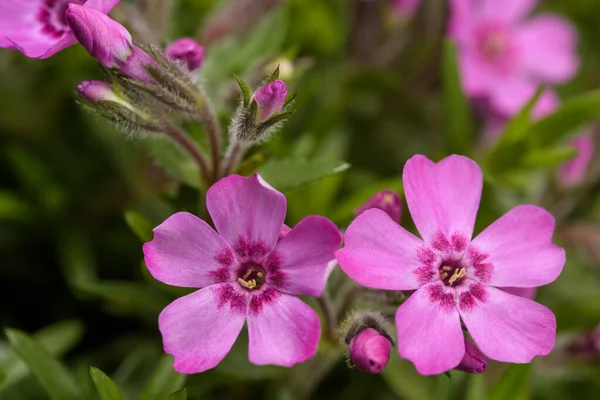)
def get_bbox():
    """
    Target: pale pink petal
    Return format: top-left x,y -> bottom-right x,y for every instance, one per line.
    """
460,286 -> 556,362
558,134 -> 594,186
503,287 -> 537,299
488,76 -> 537,117
403,154 -> 482,245
143,212 -> 236,288
468,205 -> 565,287
459,53 -> 493,97
336,209 -> 429,290
480,0 -> 538,23
268,216 -> 341,296
448,0 -> 475,45
247,291 -> 320,367
532,89 -> 560,119
159,284 -> 247,374
396,284 -> 465,375
207,174 -> 286,254
518,15 -> 579,84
